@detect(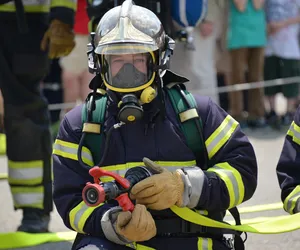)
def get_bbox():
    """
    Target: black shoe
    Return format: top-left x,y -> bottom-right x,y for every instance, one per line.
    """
17,208 -> 50,233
